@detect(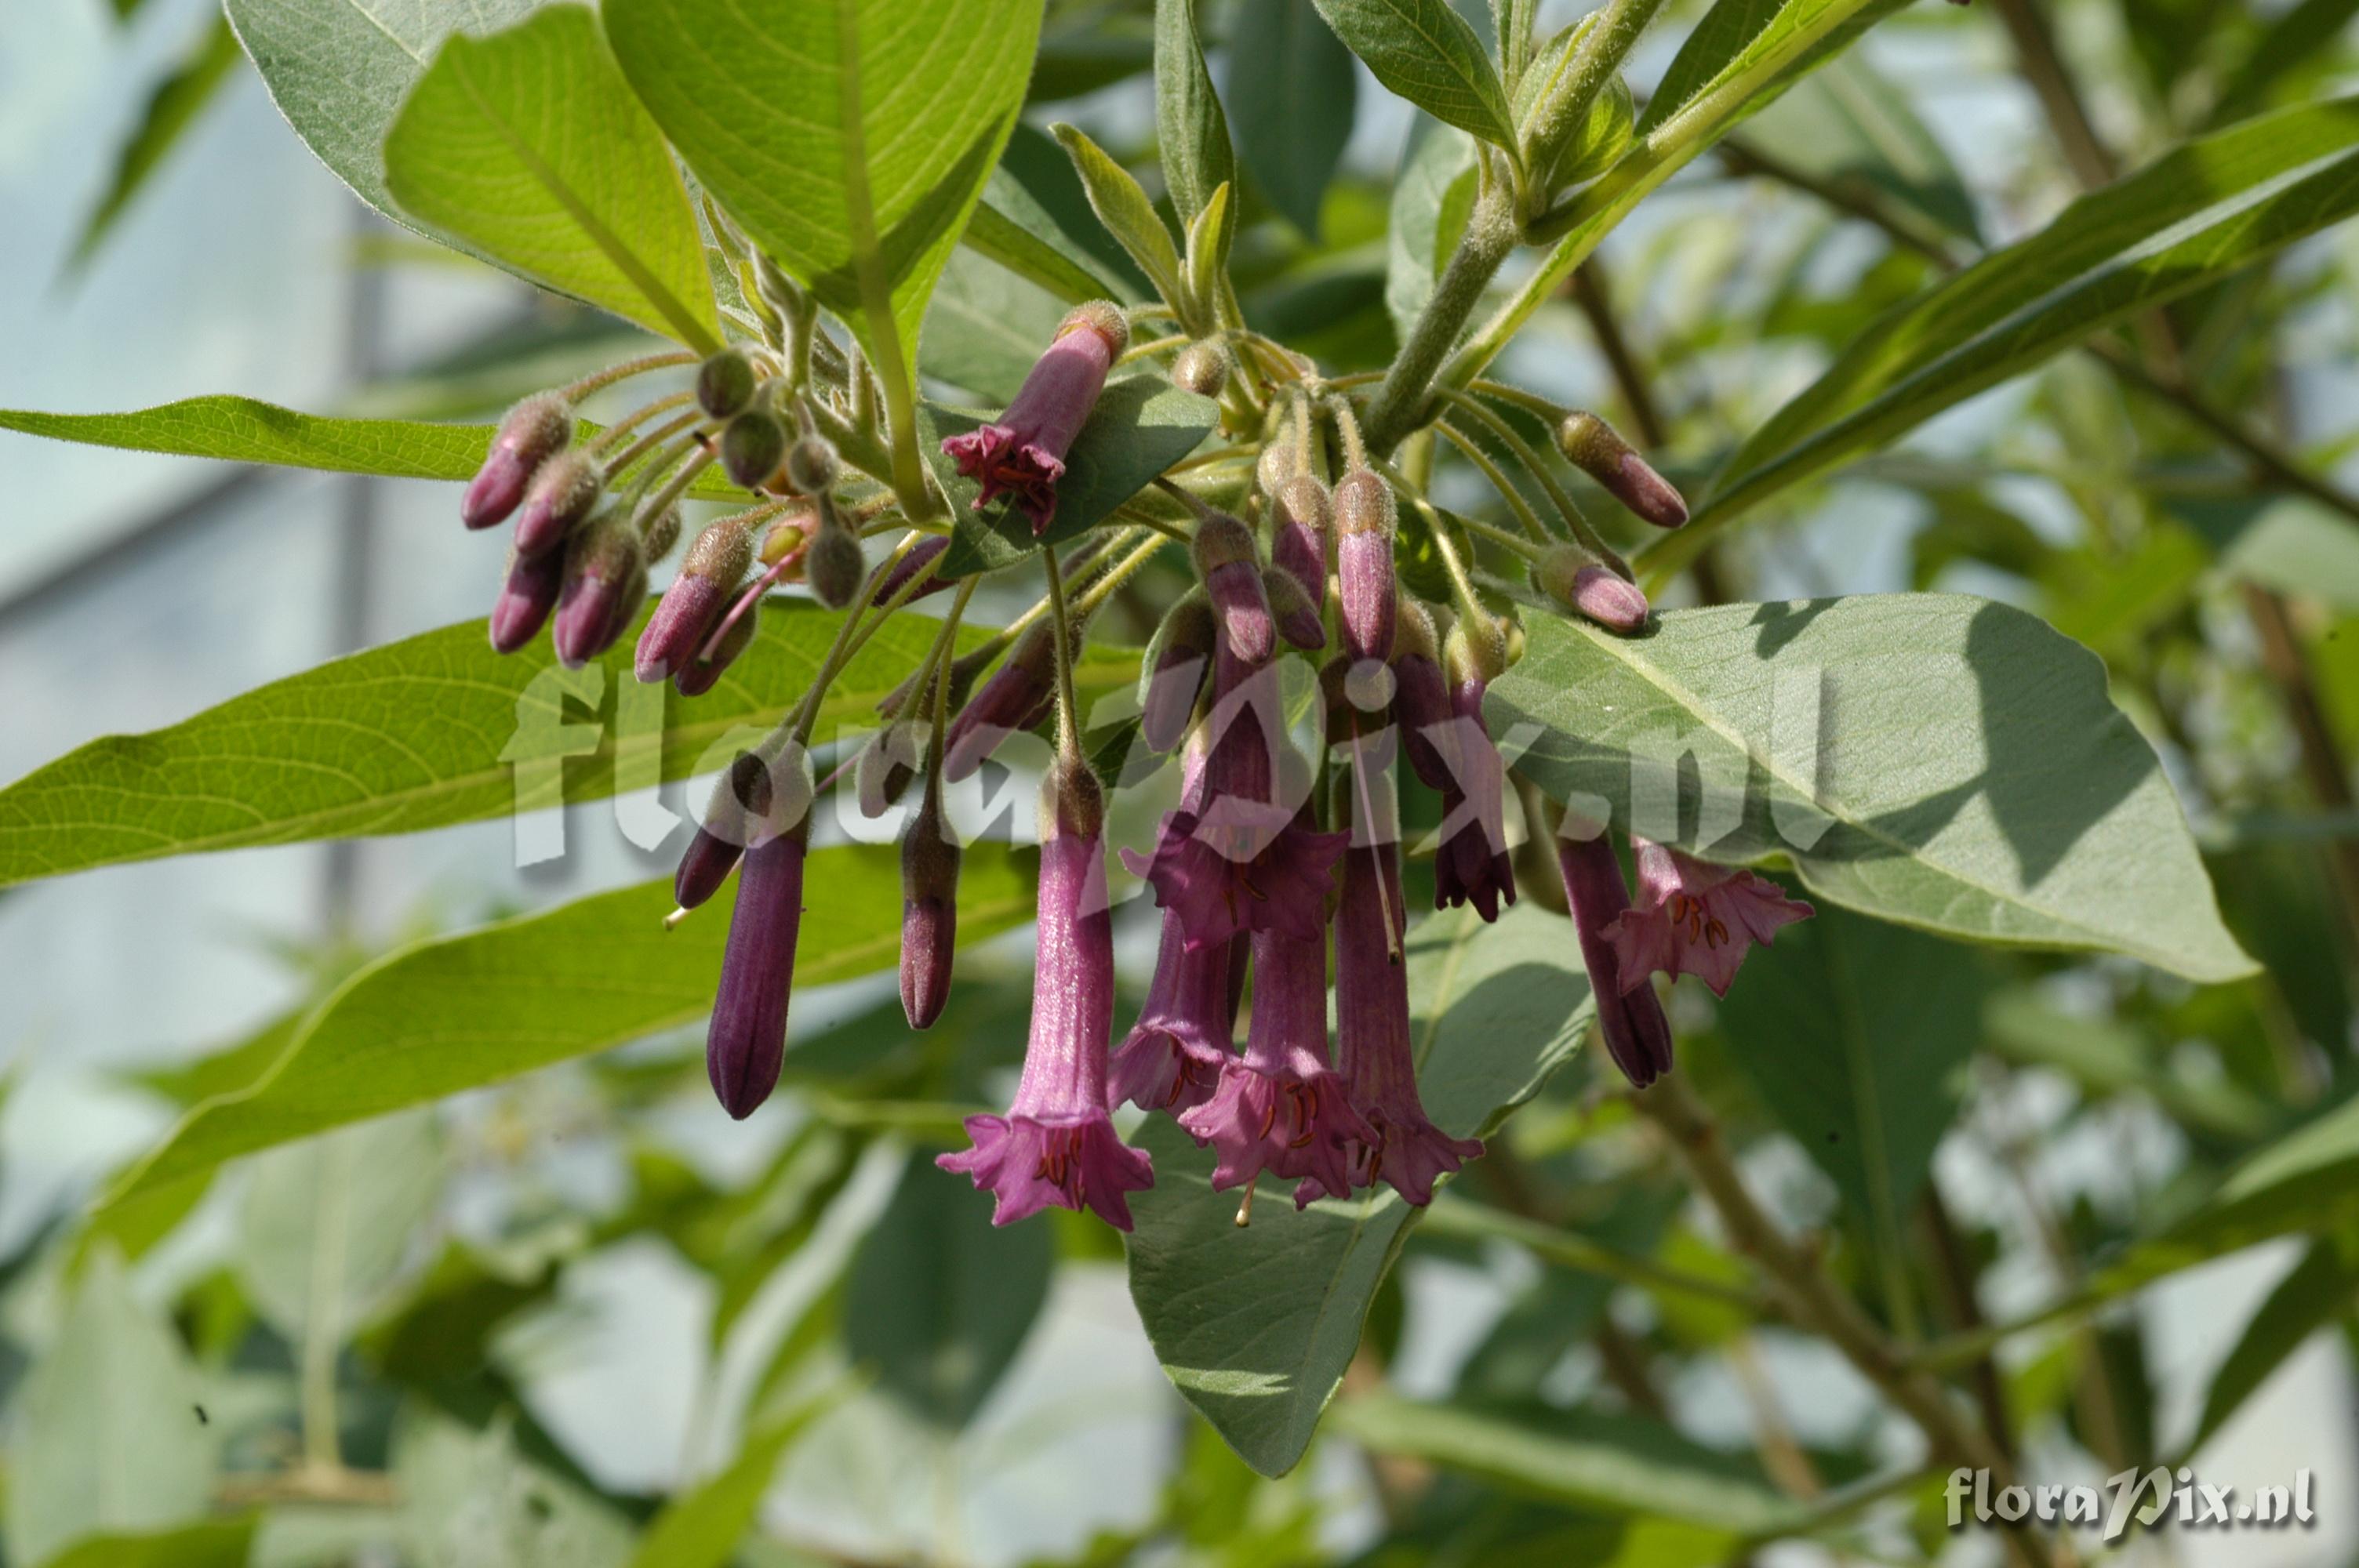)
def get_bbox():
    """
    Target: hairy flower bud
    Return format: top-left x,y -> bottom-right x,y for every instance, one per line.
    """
1333,469 -> 1397,662
674,750 -> 774,910
804,517 -> 866,610
721,408 -> 787,491
674,601 -> 759,696
1172,339 -> 1231,399
552,516 -> 645,670
872,534 -> 951,607
761,502 -> 817,566
488,544 -> 565,655
463,393 -> 572,529
511,449 -> 603,559
637,518 -> 753,683
944,622 -> 1059,782
1139,591 -> 1216,753
1534,545 -> 1649,632
696,347 -> 759,420
1264,564 -> 1325,651
1272,474 -> 1331,611
707,814 -> 809,1120
900,786 -> 961,1029
785,436 -> 838,495
641,503 -> 684,561
1191,510 -> 1274,663
1256,437 -> 1296,499
1556,411 -> 1687,528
